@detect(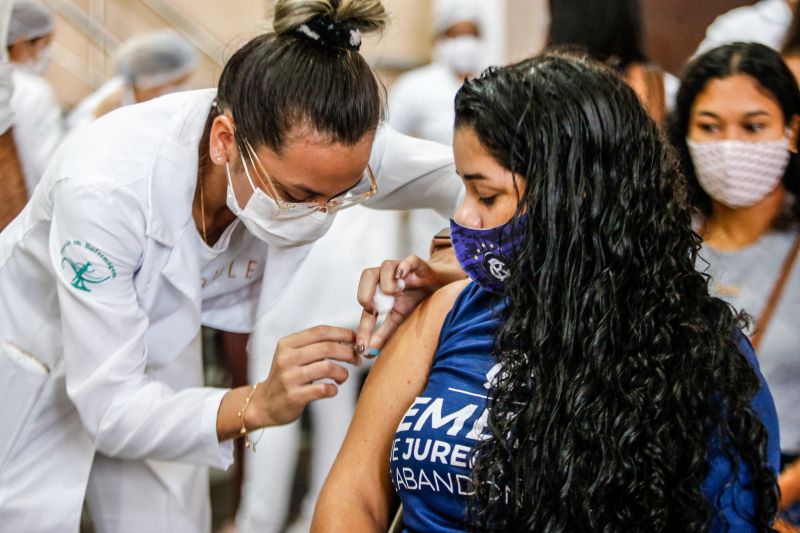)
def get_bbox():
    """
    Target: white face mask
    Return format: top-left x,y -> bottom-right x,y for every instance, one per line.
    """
23,44 -> 52,76
225,155 -> 336,248
433,35 -> 485,76
687,137 -> 791,208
